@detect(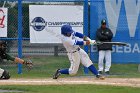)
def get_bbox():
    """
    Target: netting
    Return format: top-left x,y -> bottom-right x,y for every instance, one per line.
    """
0,0 -> 86,77
0,1 -> 83,56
